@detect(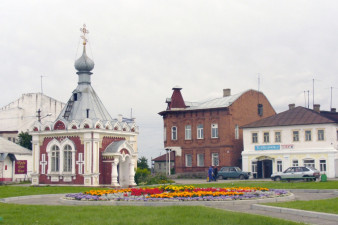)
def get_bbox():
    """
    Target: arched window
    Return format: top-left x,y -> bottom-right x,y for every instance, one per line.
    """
51,145 -> 60,172
171,126 -> 177,140
63,145 -> 72,172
